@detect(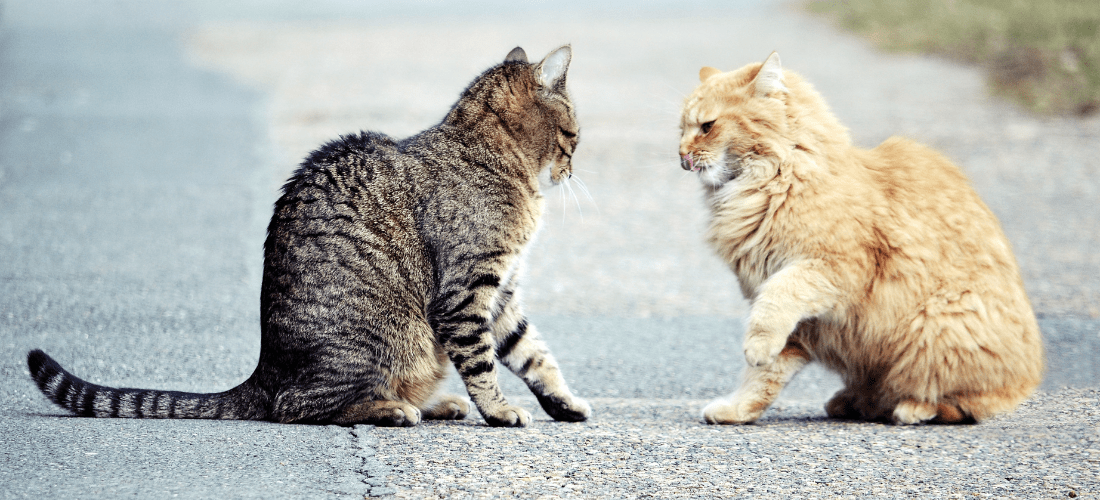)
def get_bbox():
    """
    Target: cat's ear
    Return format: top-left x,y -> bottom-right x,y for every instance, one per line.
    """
536,45 -> 571,89
699,66 -> 722,82
753,52 -> 788,98
505,46 -> 528,63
